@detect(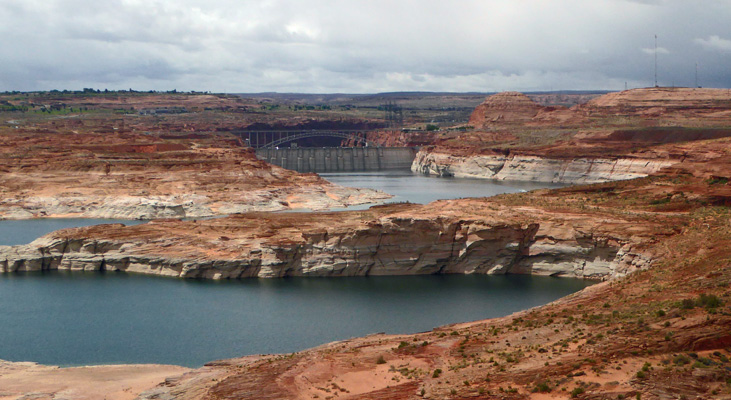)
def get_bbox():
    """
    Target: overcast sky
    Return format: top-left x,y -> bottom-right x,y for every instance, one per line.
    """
2,0 -> 730,93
